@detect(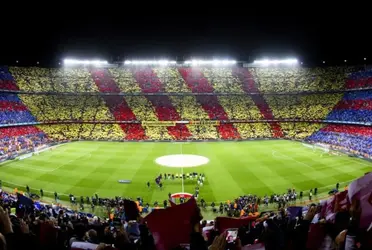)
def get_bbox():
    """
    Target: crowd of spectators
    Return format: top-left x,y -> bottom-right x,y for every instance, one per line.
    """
3,66 -> 372,95
0,126 -> 48,160
0,94 -> 36,125
1,172 -> 371,250
251,67 -> 353,93
326,90 -> 372,123
265,94 -> 343,120
10,67 -> 99,92
346,70 -> 372,89
307,125 -> 372,158
1,65 -> 372,149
